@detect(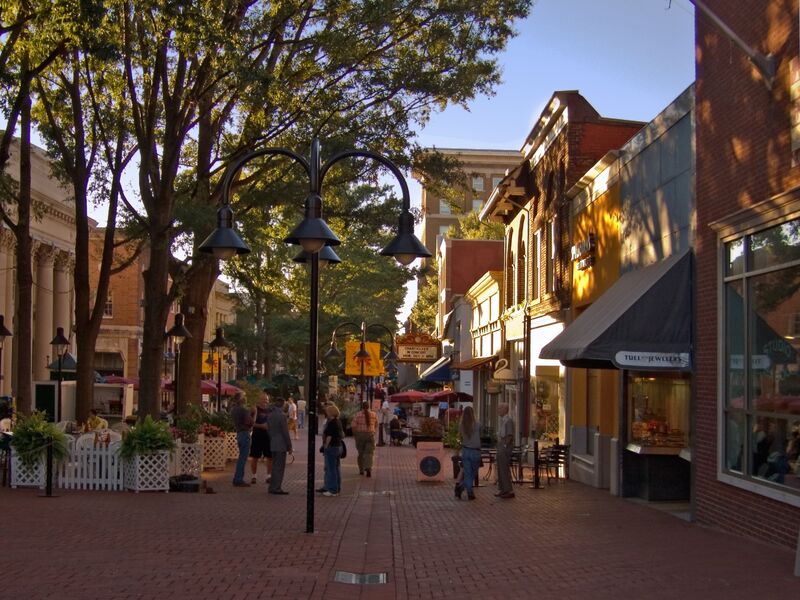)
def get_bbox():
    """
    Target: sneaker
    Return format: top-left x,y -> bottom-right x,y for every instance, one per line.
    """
322,491 -> 339,497
316,487 -> 328,493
